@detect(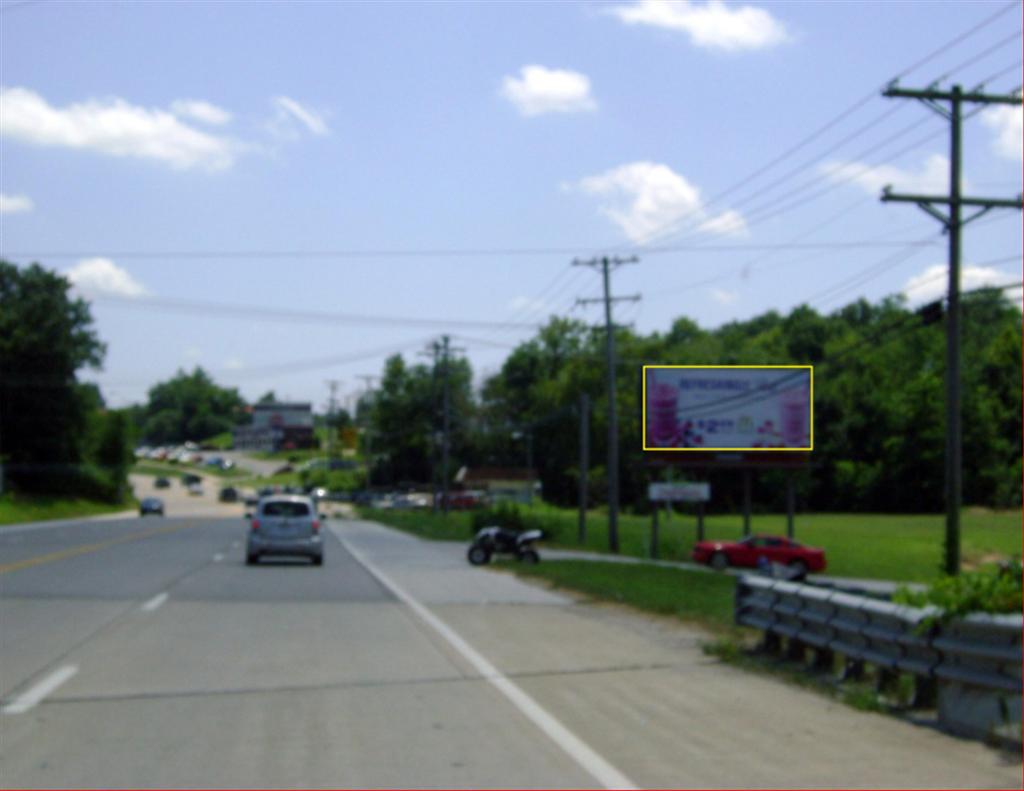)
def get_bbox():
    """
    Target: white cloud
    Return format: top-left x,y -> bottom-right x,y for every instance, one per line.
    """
608,0 -> 788,51
0,193 -> 33,213
819,154 -> 954,197
568,161 -> 747,243
981,105 -> 1022,161
0,87 -> 237,170
170,99 -> 232,126
508,295 -> 549,313
270,96 -> 329,137
902,264 -> 1022,307
501,66 -> 597,117
65,258 -> 150,298
710,287 -> 738,305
